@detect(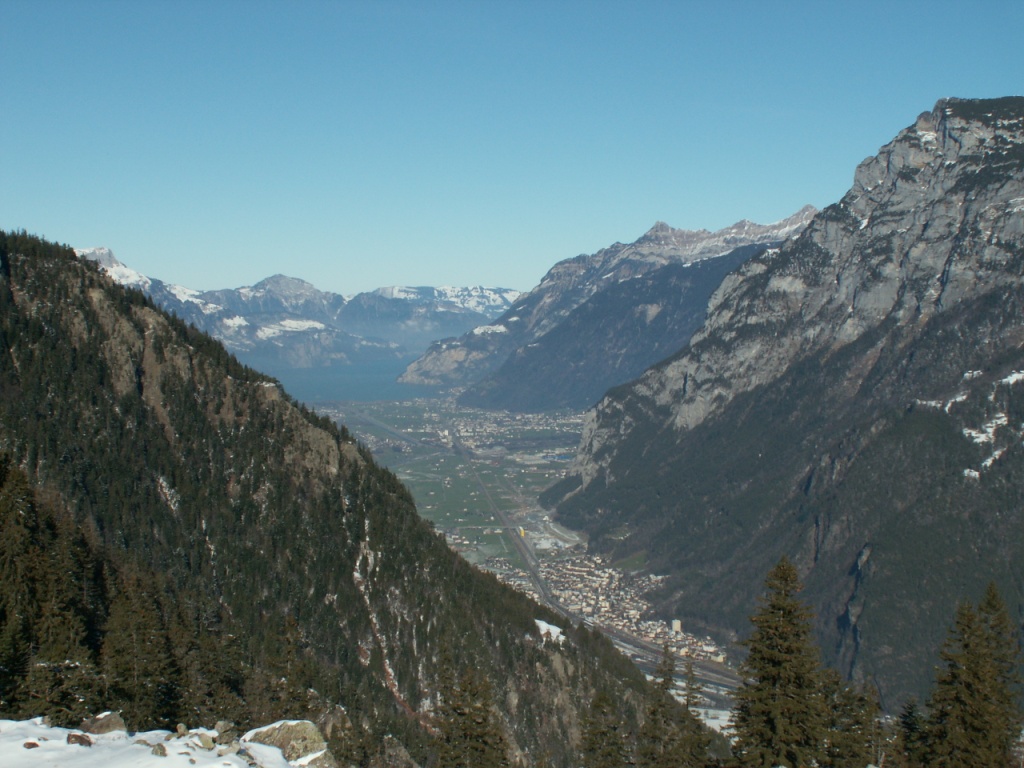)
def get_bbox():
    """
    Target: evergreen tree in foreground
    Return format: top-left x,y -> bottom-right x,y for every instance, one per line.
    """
820,668 -> 879,768
637,645 -> 708,768
581,689 -> 631,768
730,556 -> 826,768
924,583 -> 1022,768
893,699 -> 927,768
